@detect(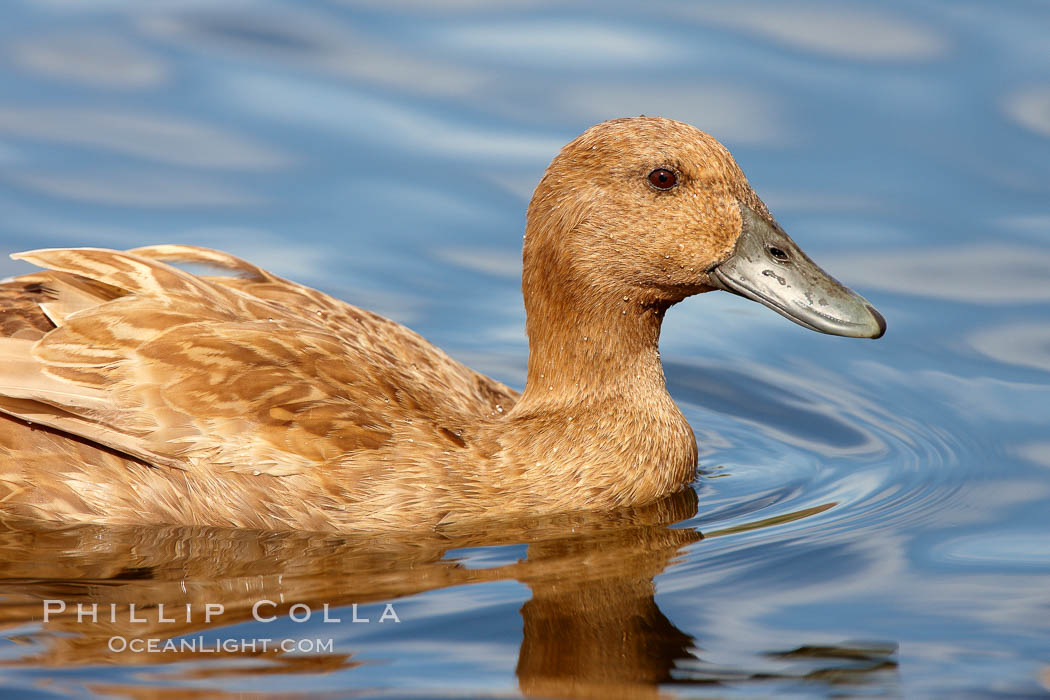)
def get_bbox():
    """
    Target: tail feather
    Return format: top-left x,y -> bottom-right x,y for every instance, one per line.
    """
0,338 -> 109,411
130,245 -> 274,282
0,397 -> 181,469
12,248 -> 226,303
35,270 -> 124,327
